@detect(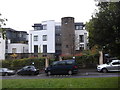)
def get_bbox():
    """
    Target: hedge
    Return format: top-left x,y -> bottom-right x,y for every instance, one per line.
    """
2,57 -> 55,70
61,50 -> 100,68
1,50 -> 100,70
